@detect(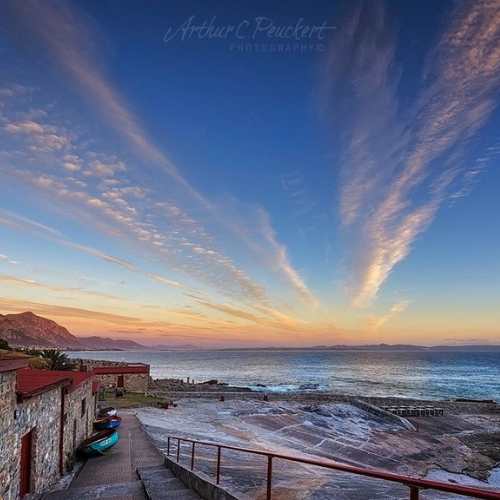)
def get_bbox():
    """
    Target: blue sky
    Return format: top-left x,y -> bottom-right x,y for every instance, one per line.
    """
0,0 -> 499,346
